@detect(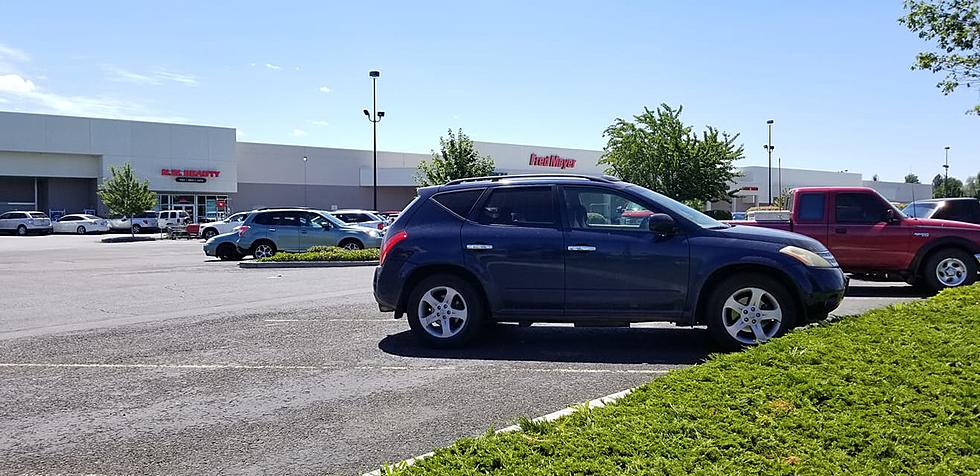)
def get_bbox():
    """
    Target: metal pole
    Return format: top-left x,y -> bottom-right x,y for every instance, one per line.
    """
766,120 -> 774,204
778,157 -> 782,202
372,77 -> 378,211
943,146 -> 950,197
304,159 -> 308,206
